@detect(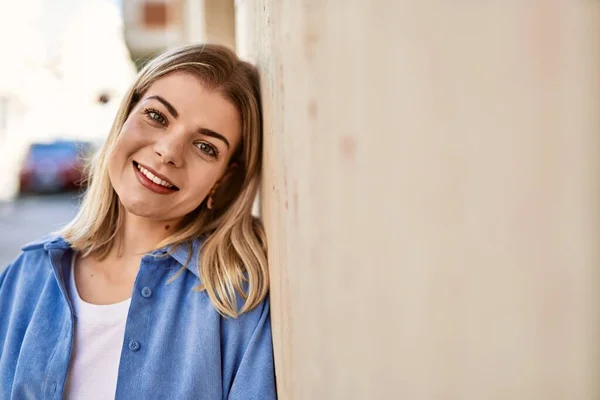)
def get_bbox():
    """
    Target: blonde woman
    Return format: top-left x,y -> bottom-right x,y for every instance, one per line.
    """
0,44 -> 276,399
